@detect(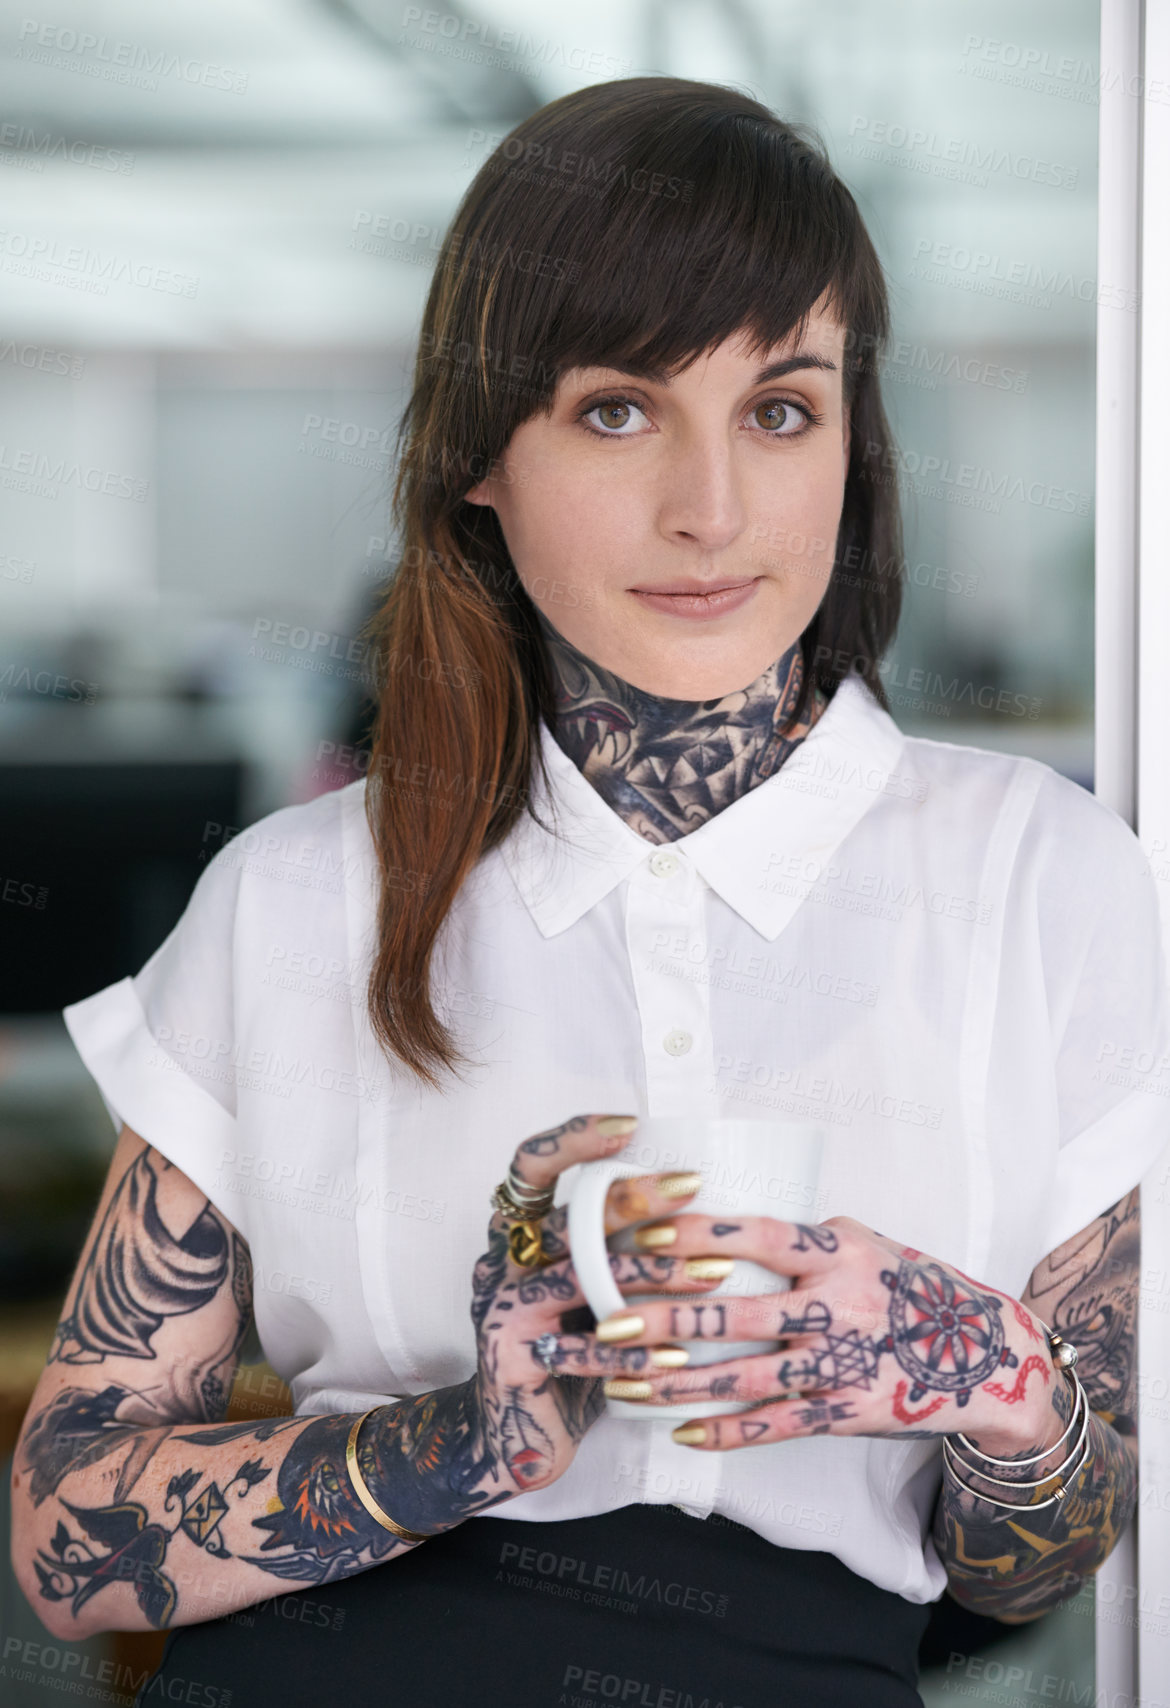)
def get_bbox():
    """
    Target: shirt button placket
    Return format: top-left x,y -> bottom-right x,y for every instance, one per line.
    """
626,846 -> 721,1512
625,849 -> 719,1119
